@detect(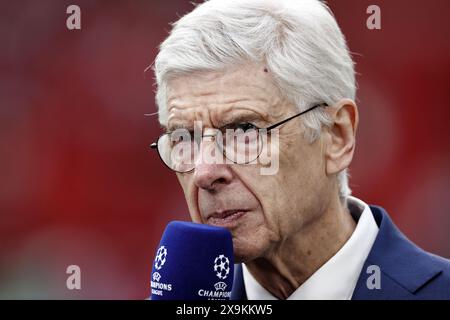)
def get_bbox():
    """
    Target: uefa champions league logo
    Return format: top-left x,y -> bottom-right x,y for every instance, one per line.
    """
154,246 -> 168,270
151,246 -> 172,296
213,254 -> 230,280
196,254 -> 232,299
